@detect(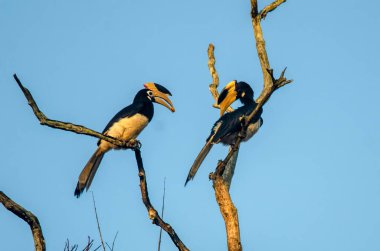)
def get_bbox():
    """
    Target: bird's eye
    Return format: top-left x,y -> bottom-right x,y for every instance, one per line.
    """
147,90 -> 153,96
